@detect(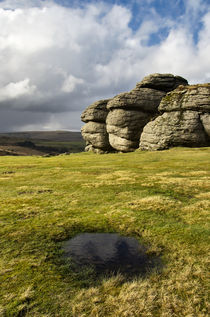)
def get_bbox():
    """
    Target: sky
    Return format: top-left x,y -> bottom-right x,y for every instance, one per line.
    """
0,0 -> 210,132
